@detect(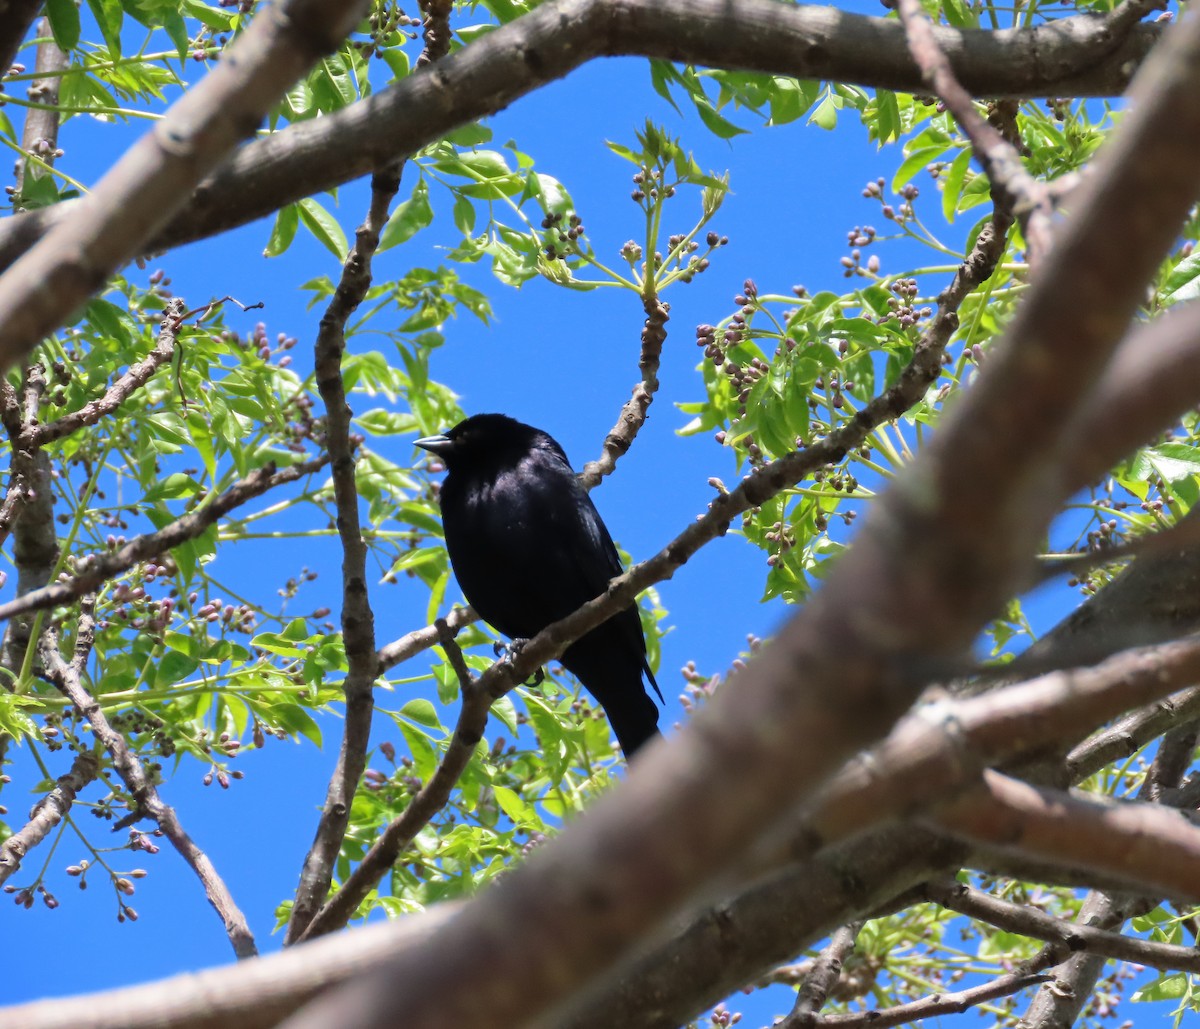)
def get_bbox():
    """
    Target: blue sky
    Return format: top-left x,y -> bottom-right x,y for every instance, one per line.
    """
0,7 -> 1179,1029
